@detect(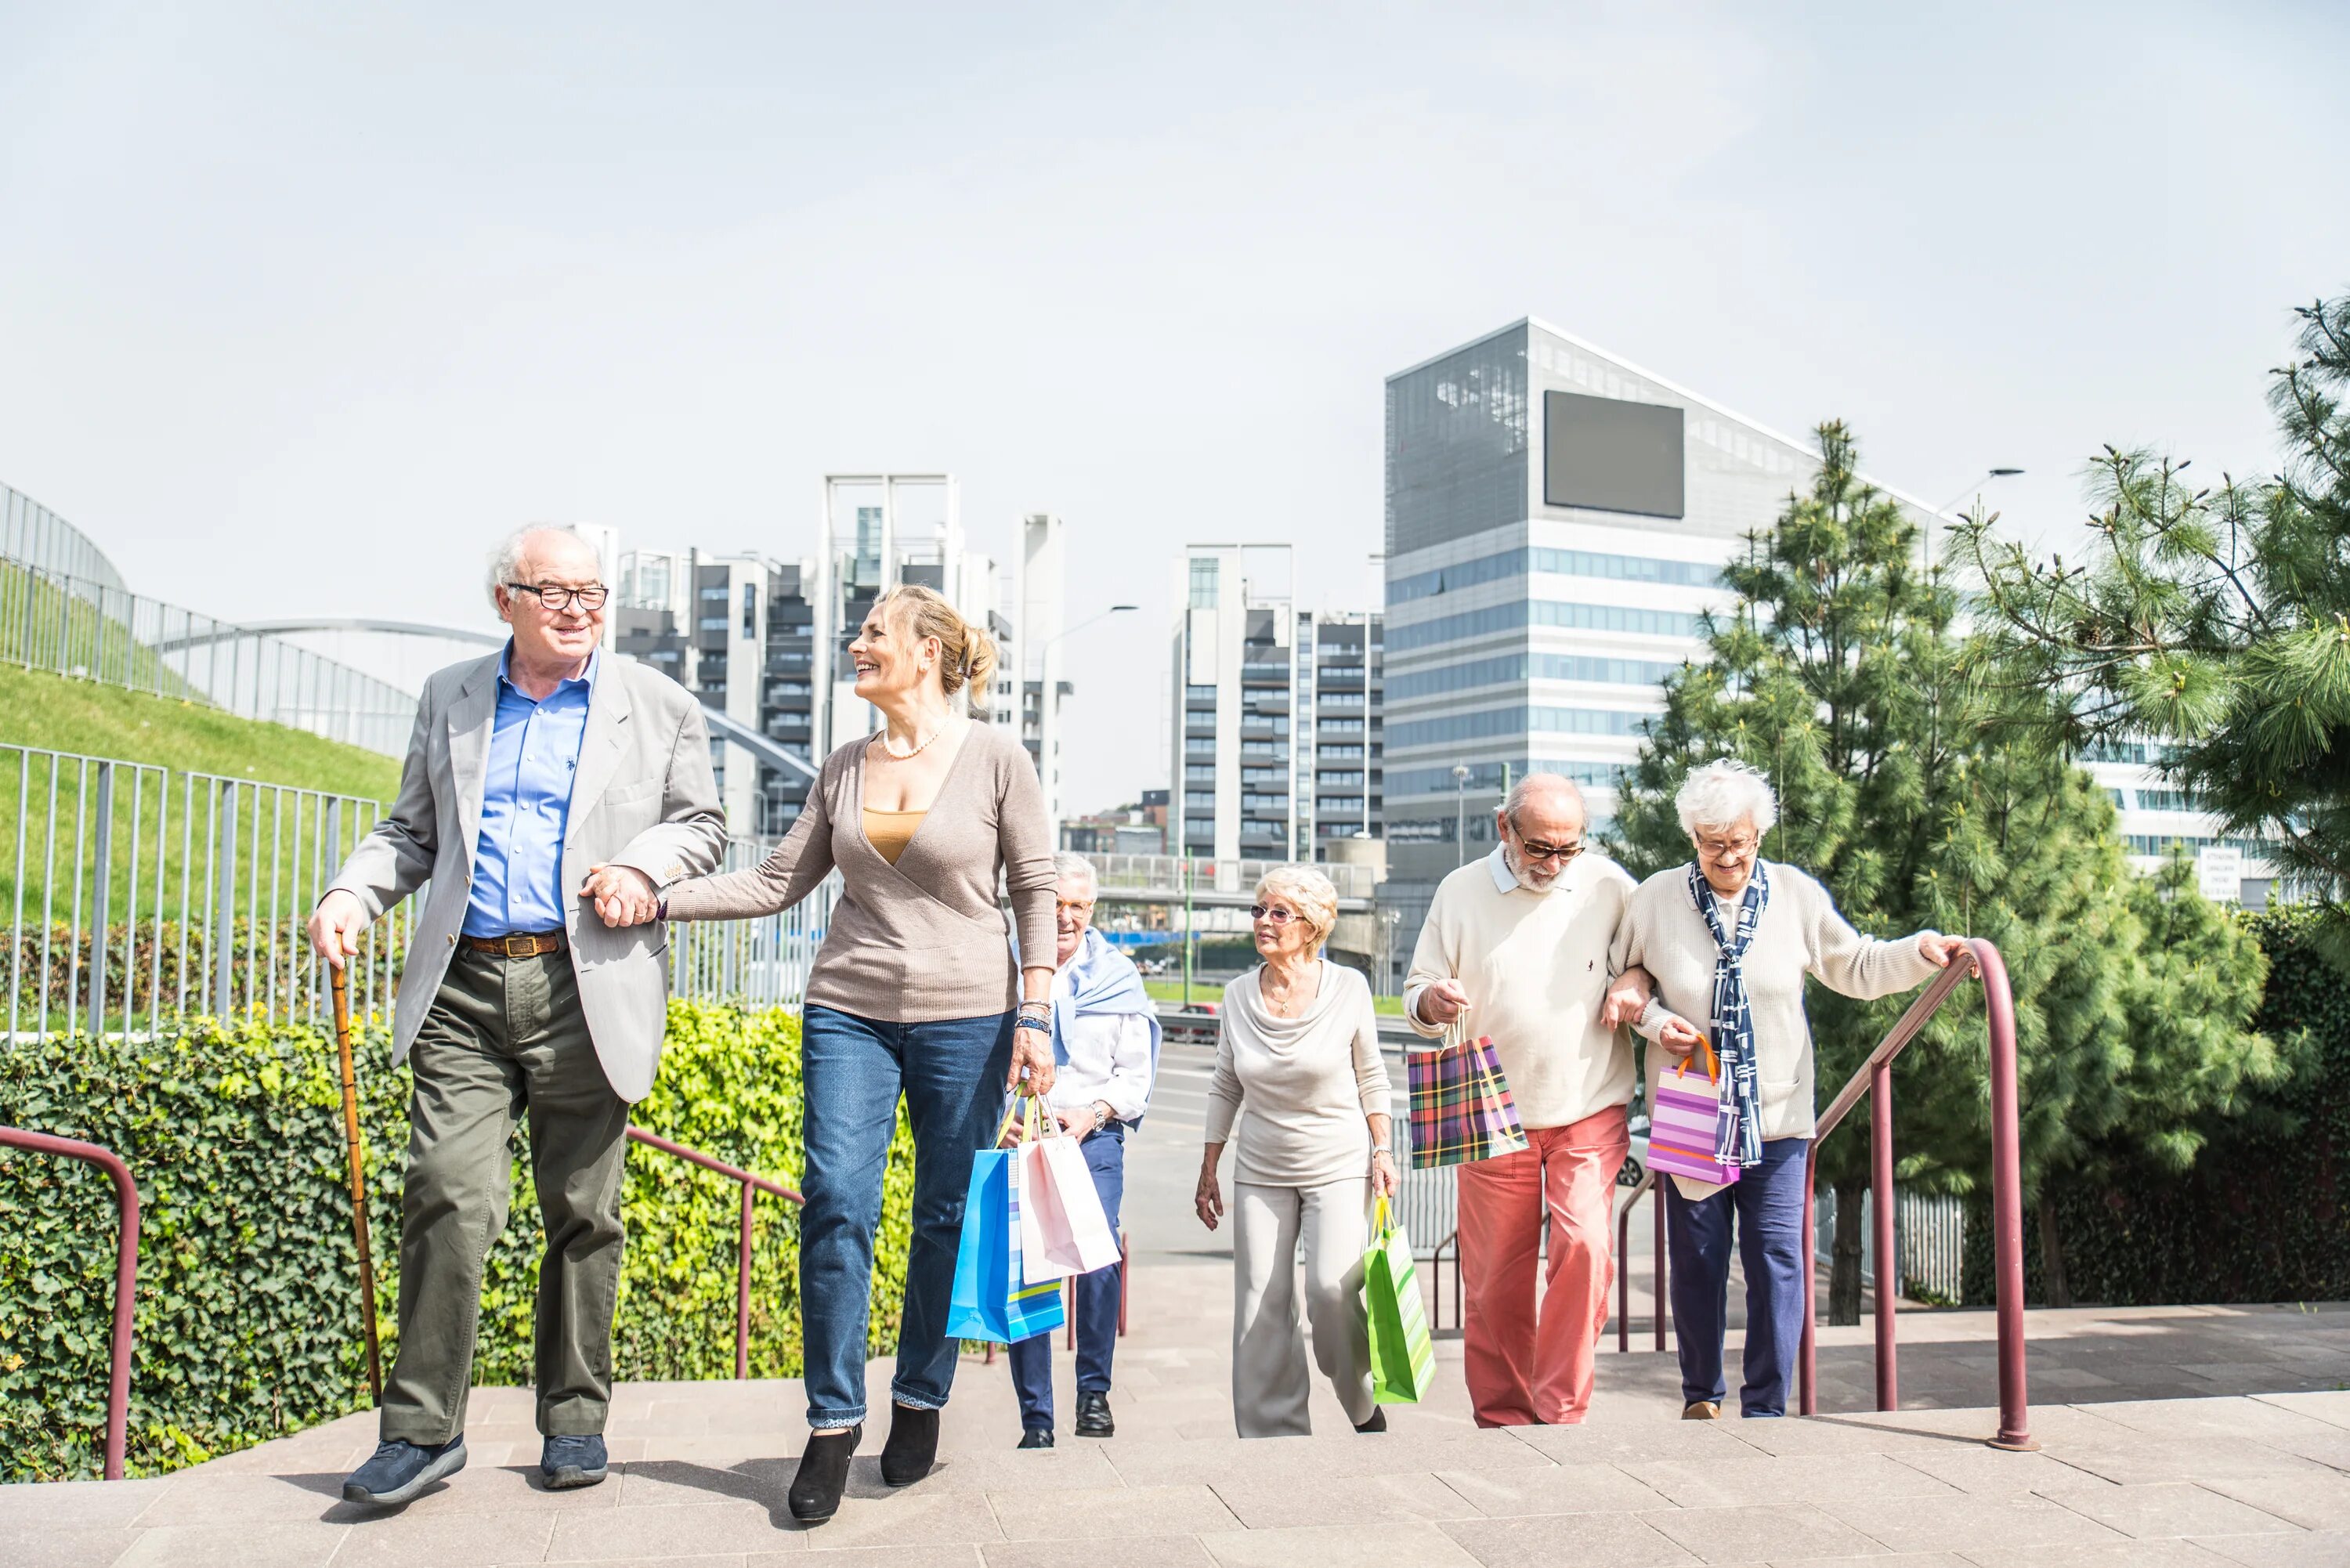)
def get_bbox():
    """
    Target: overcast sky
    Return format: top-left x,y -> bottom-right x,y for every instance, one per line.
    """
4,2 -> 2345,815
